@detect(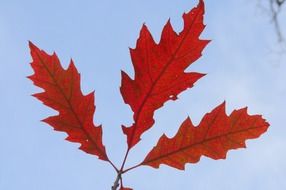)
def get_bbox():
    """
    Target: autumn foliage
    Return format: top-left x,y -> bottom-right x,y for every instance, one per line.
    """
28,0 -> 269,189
